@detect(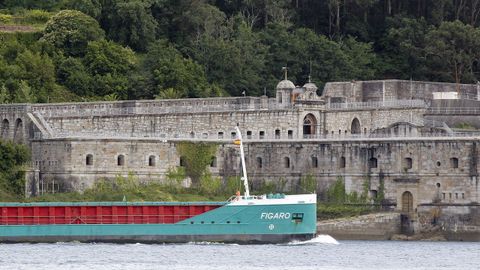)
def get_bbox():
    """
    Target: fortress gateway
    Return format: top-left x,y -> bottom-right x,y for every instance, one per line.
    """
1,78 -> 480,234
